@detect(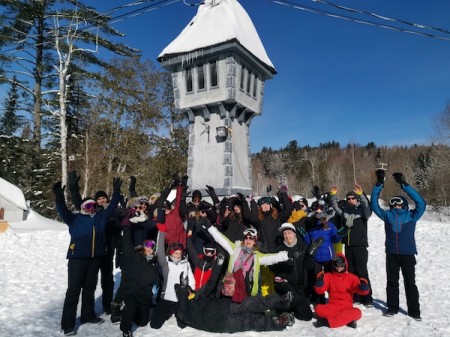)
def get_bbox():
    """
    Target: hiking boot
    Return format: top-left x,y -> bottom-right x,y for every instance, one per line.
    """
63,328 -> 76,336
89,317 -> 104,324
273,313 -> 291,330
123,331 -> 133,337
346,320 -> 357,328
383,310 -> 397,317
111,303 -> 122,324
313,317 -> 329,328
408,314 -> 422,321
